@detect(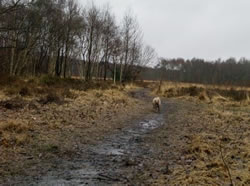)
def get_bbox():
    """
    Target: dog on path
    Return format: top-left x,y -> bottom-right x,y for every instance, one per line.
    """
152,97 -> 161,113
